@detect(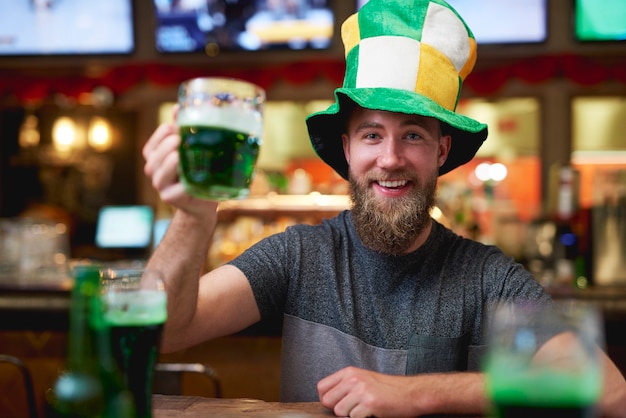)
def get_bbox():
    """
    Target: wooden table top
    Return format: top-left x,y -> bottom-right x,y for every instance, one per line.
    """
152,395 -> 486,417
152,394 -> 336,417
